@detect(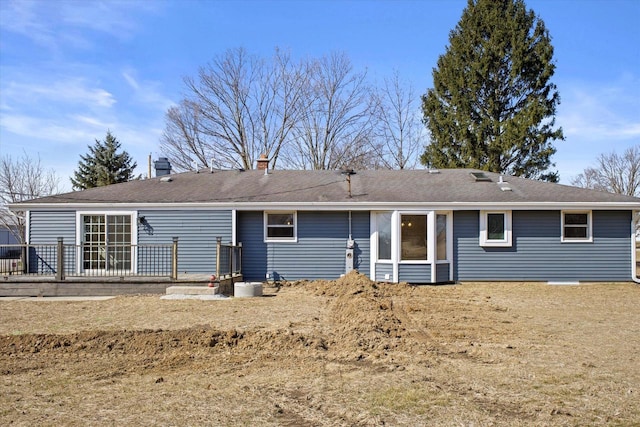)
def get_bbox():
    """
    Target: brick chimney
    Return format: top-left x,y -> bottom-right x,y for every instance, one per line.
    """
257,154 -> 269,172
